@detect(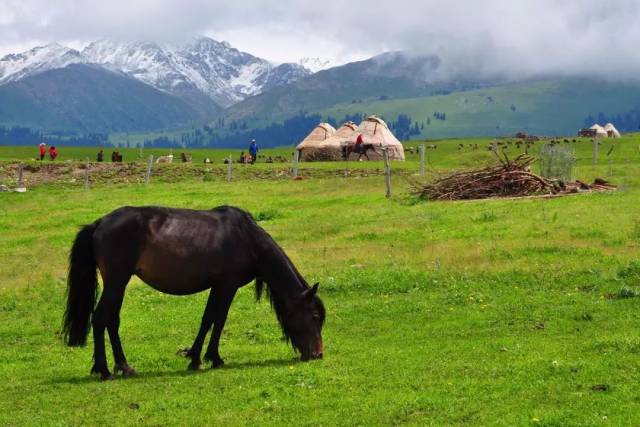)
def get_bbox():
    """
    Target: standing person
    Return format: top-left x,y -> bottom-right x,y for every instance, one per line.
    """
249,139 -> 258,164
49,145 -> 58,161
39,142 -> 46,161
97,149 -> 104,162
